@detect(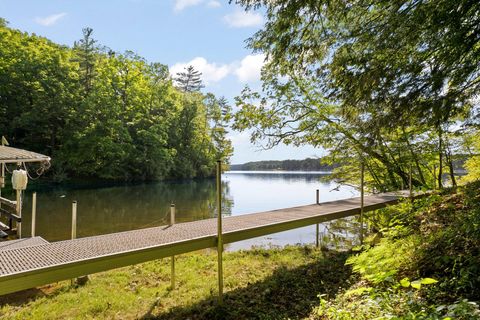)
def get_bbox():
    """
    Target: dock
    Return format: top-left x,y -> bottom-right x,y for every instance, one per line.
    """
0,190 -> 418,296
